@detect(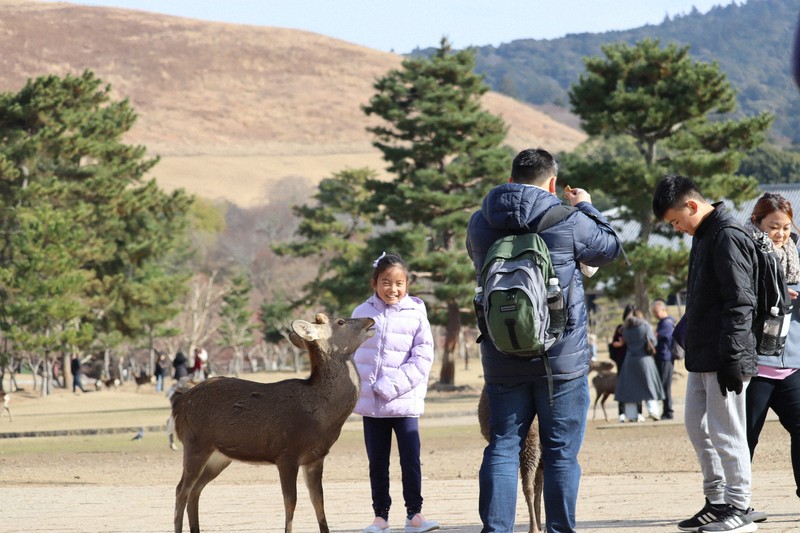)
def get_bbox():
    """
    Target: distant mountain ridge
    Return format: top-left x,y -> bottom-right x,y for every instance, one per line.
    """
462,0 -> 799,144
0,1 -> 585,206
